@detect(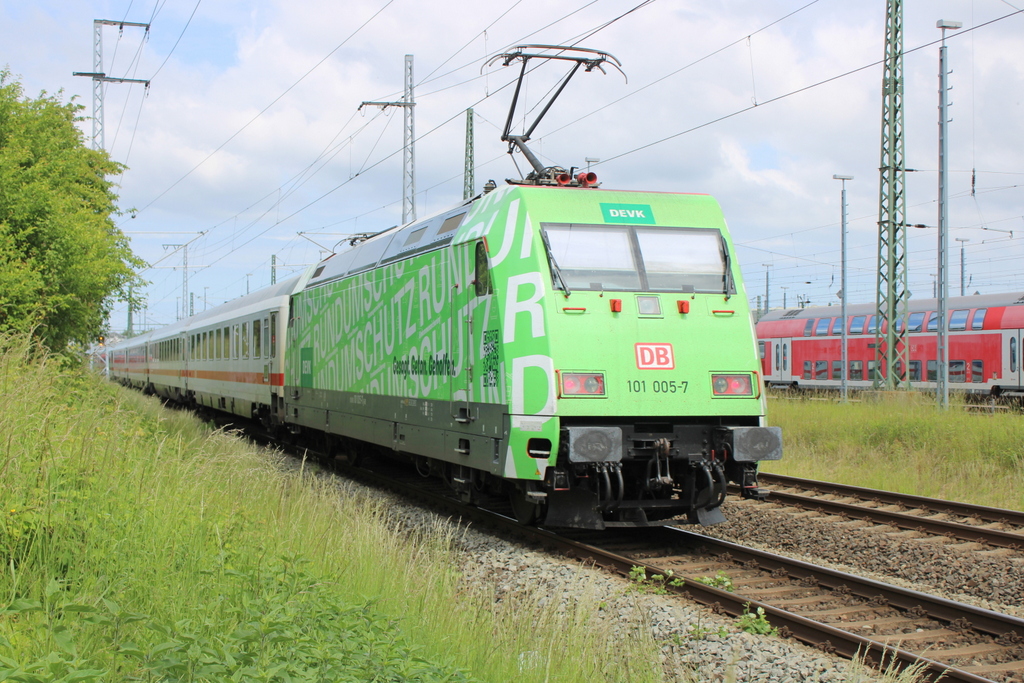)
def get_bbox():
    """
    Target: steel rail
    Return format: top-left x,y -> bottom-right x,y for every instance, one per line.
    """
759,473 -> 1024,528
738,486 -> 1024,549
